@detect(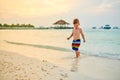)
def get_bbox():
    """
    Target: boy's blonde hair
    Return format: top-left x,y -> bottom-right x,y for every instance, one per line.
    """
73,18 -> 80,25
